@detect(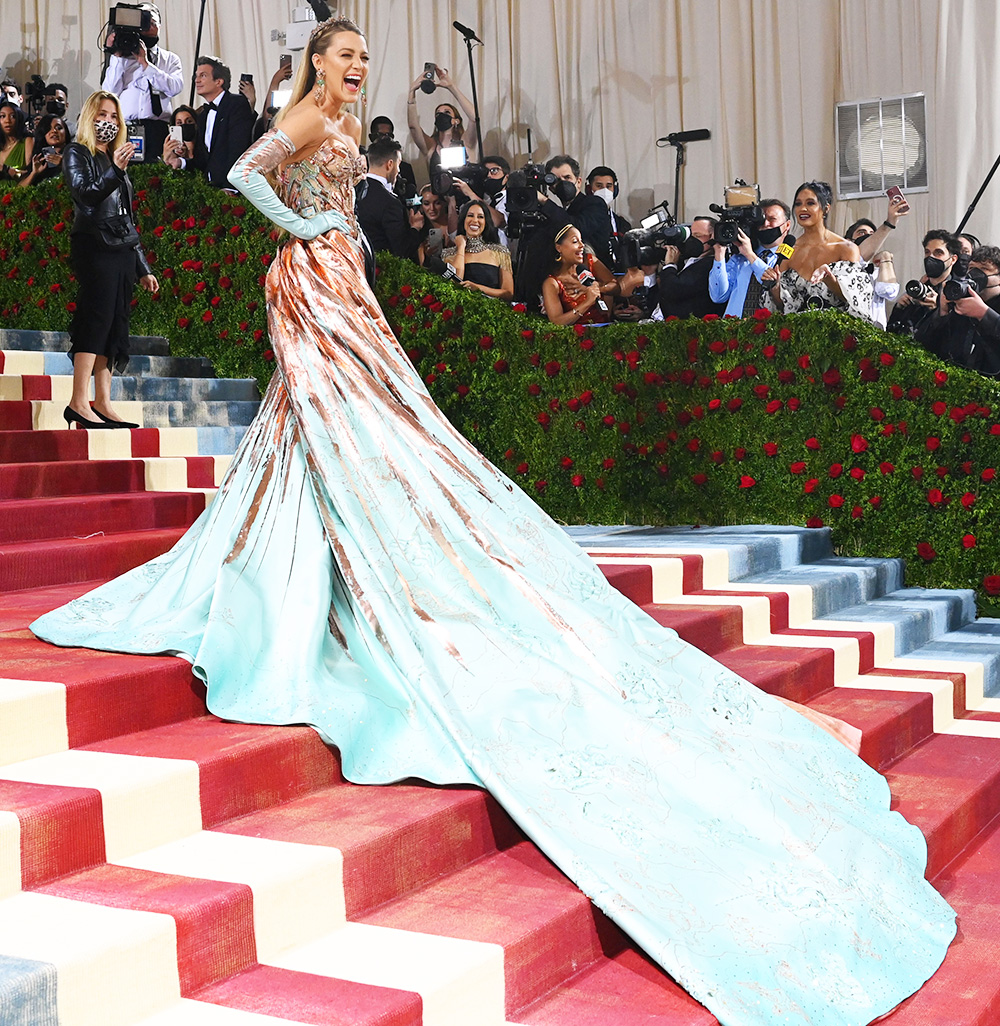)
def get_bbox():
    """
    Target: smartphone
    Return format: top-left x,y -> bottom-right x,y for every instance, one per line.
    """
240,73 -> 253,84
886,185 -> 904,204
279,54 -> 291,69
420,62 -> 437,94
168,125 -> 183,144
425,227 -> 444,256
